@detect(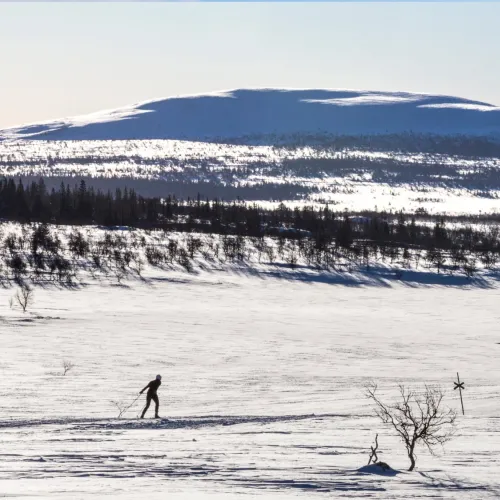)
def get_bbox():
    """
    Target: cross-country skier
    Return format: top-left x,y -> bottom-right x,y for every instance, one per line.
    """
140,375 -> 162,419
